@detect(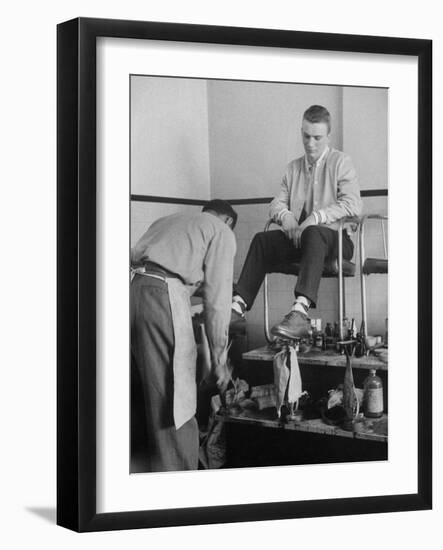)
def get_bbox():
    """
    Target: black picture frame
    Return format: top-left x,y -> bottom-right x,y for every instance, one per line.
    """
57,17 -> 432,532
